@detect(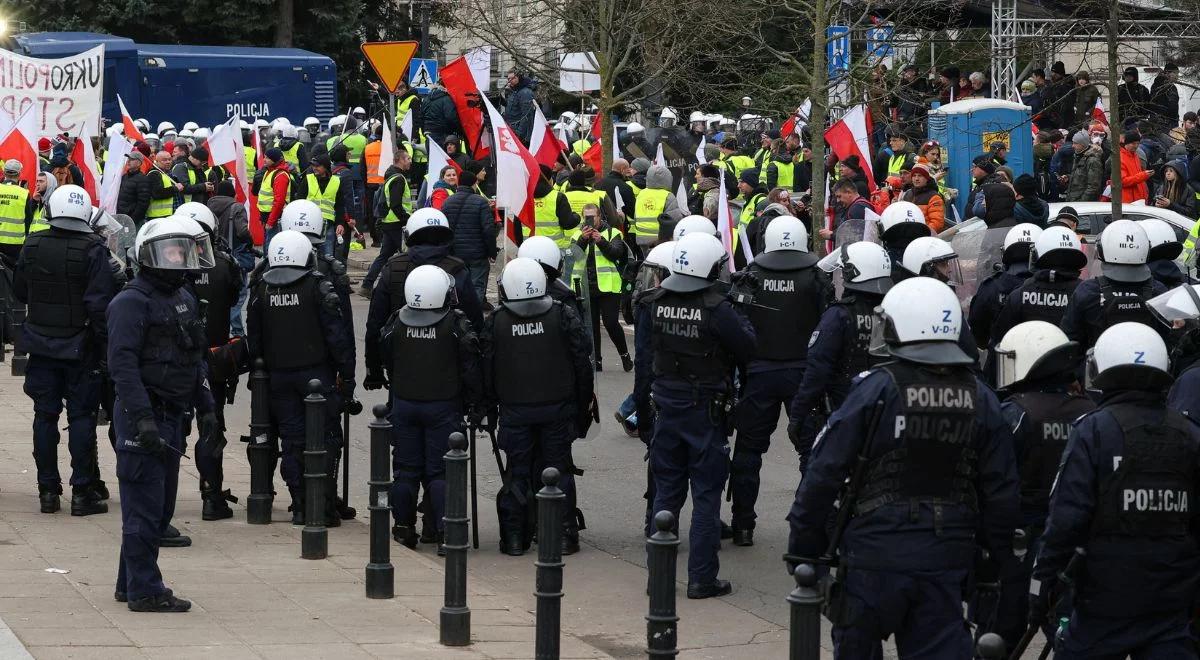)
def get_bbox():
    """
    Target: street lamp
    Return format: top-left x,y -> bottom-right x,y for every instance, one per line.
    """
741,96 -> 751,108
